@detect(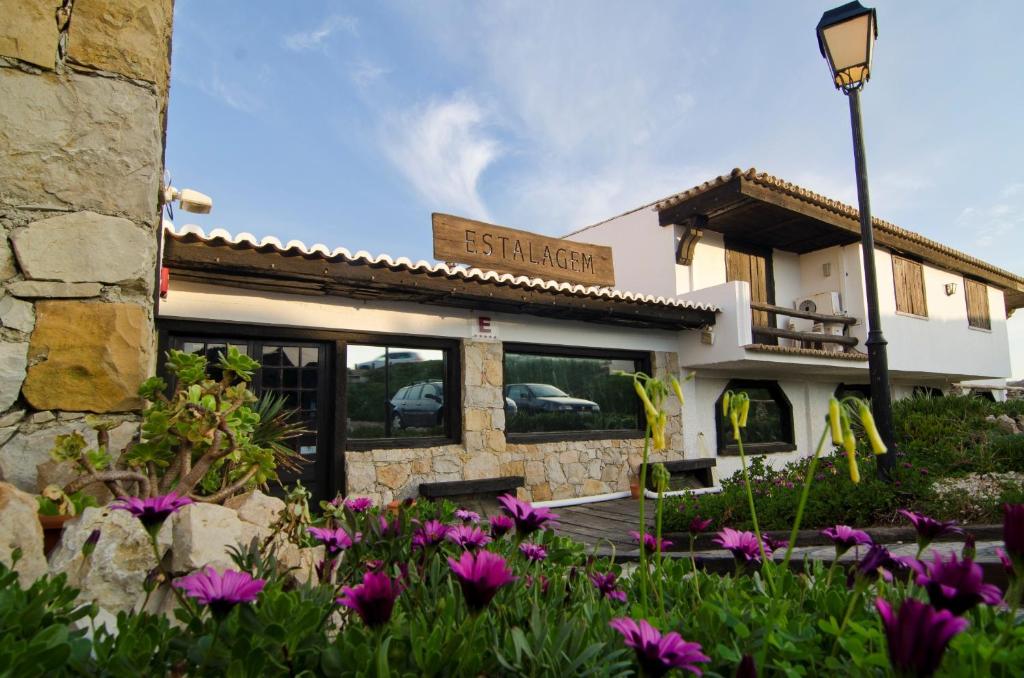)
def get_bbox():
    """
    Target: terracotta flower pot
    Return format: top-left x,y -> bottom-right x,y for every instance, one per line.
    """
38,514 -> 74,556
630,482 -> 641,499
